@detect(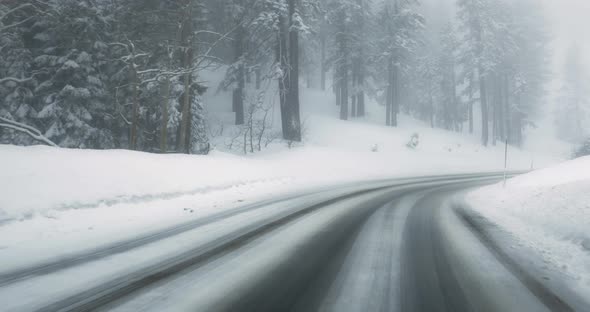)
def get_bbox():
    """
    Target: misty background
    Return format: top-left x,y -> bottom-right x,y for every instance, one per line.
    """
0,0 -> 588,157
